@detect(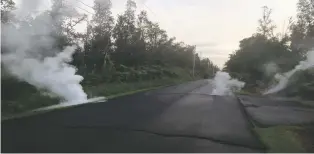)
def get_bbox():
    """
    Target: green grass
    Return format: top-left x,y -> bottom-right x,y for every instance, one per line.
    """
2,85 -> 163,121
1,93 -> 60,117
84,78 -> 190,98
254,126 -> 306,153
2,85 -> 165,121
106,85 -> 166,99
2,78 -> 190,121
